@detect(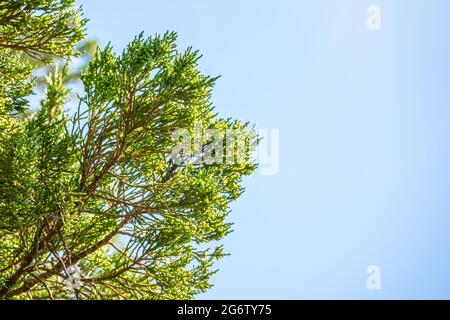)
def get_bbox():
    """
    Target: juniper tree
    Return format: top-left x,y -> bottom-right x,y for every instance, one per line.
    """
0,1 -> 257,299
